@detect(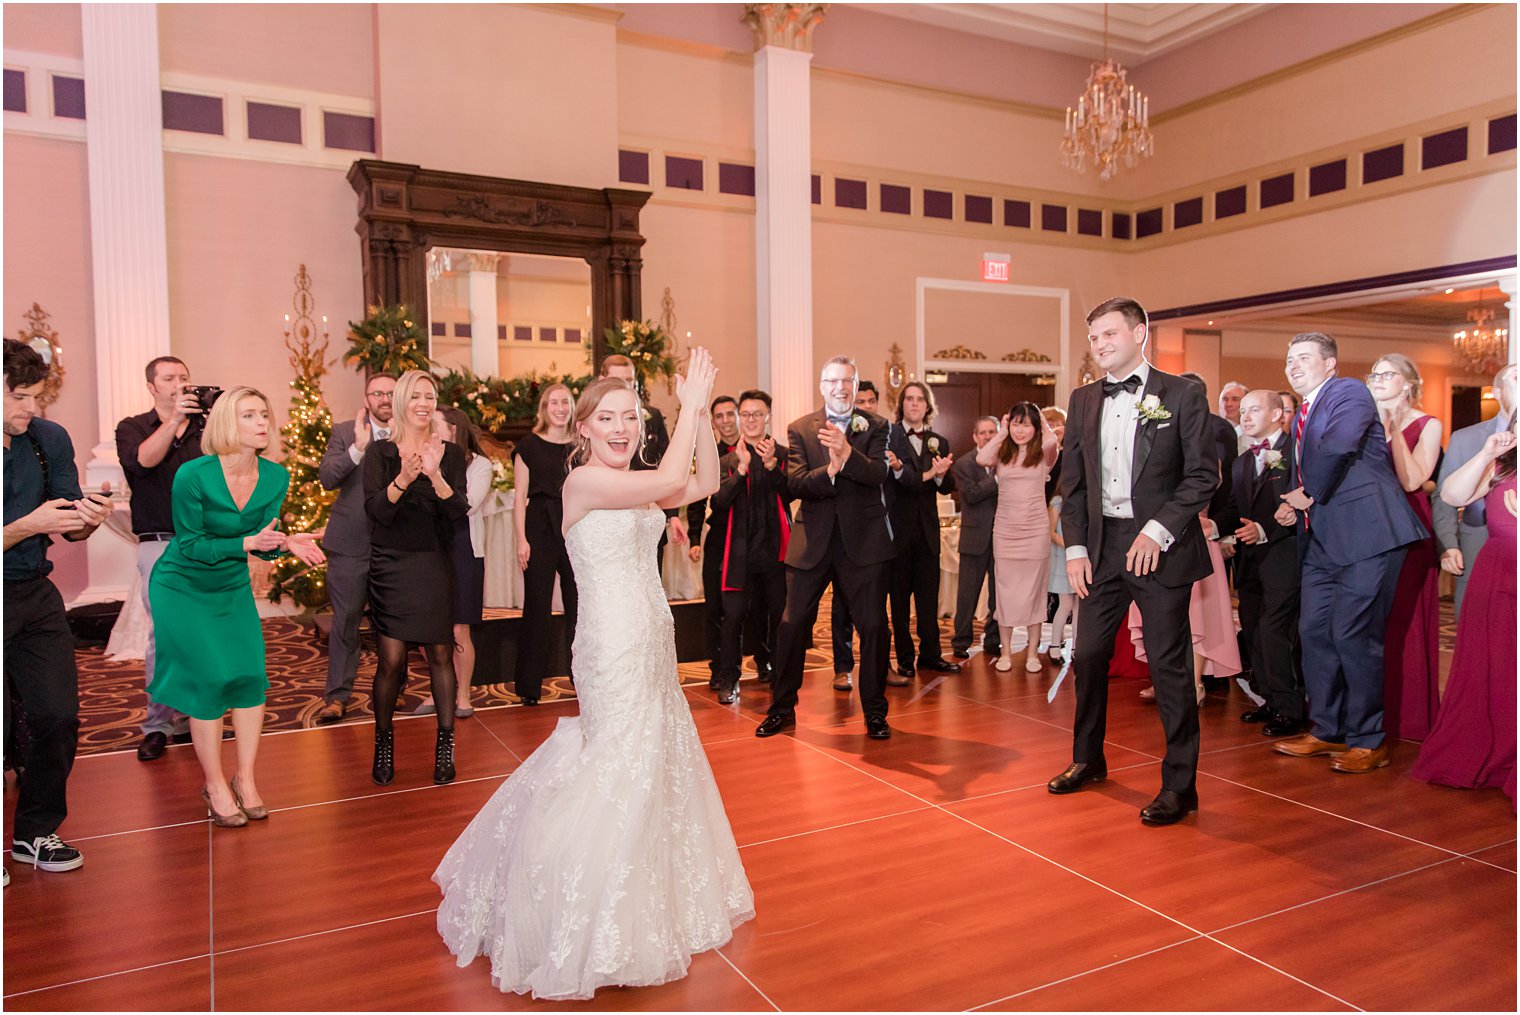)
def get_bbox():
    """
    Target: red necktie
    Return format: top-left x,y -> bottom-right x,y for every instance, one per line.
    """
1294,401 -> 1310,525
